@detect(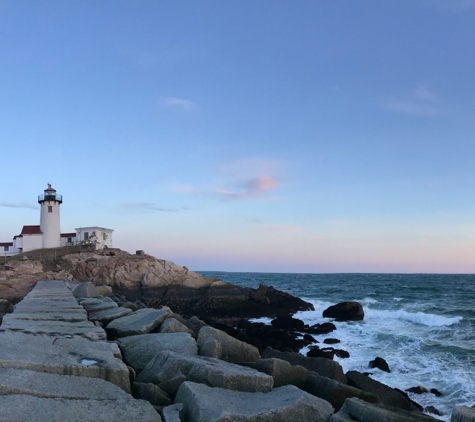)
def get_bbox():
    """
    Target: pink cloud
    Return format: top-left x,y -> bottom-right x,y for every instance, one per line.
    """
246,176 -> 279,191
216,176 -> 280,201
